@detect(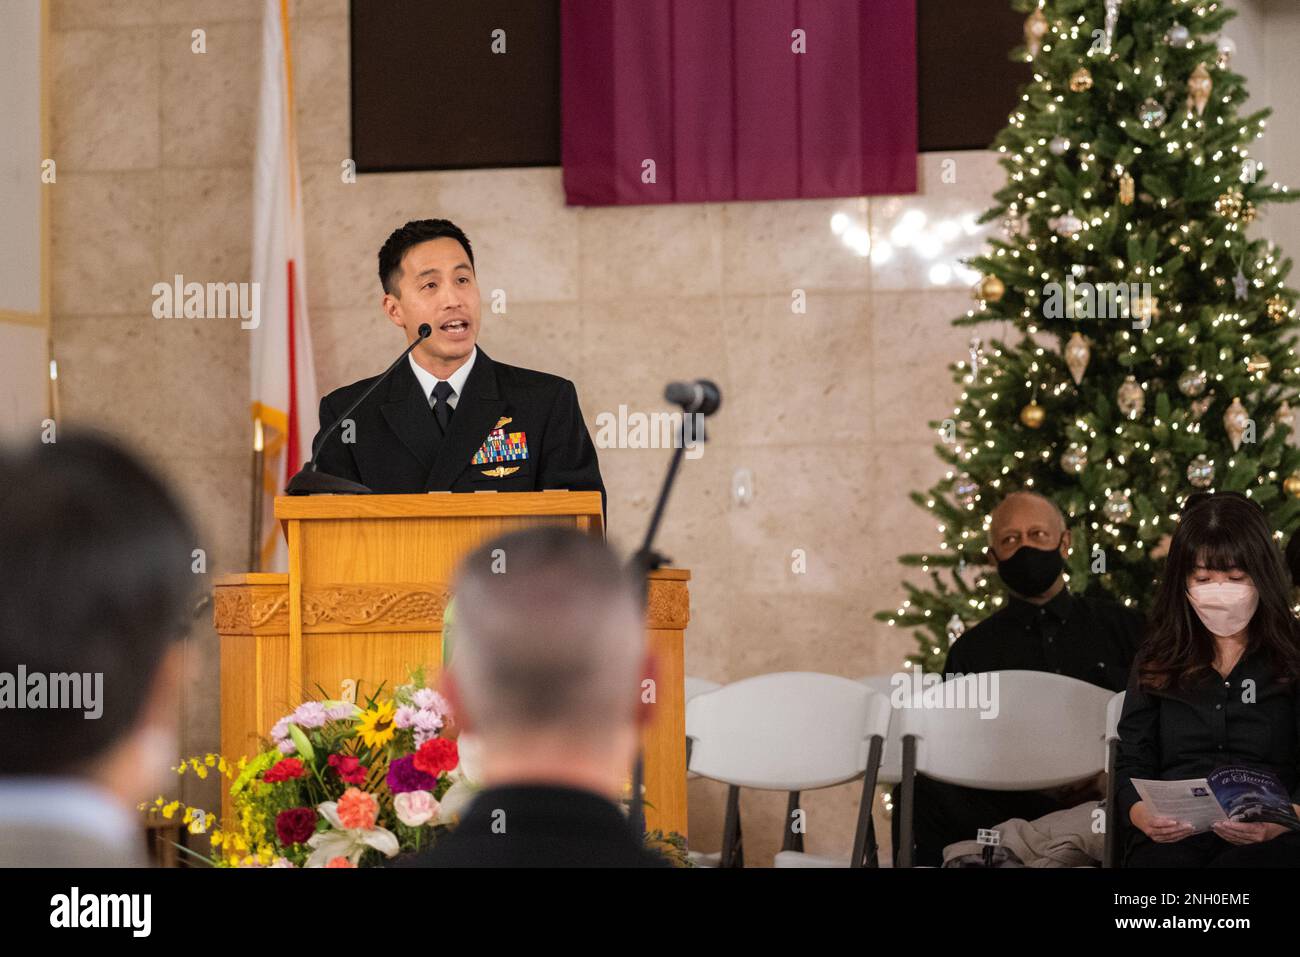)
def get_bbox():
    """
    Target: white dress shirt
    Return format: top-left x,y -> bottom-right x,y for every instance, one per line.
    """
408,346 -> 477,411
0,776 -> 141,857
